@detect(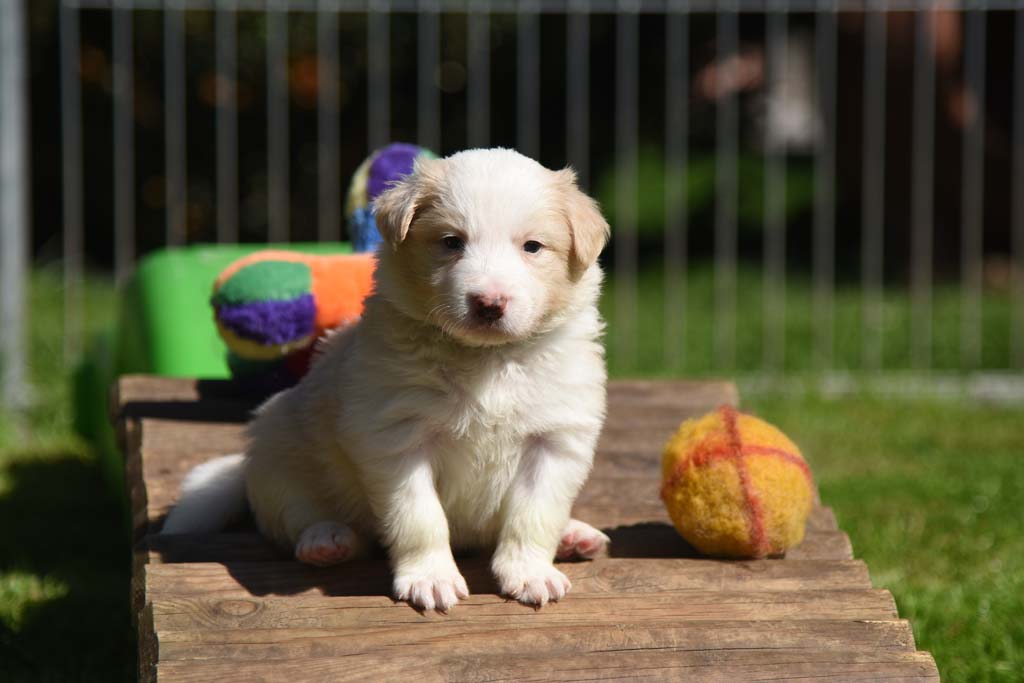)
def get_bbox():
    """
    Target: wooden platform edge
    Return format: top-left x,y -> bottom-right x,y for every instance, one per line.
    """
146,644 -> 941,683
